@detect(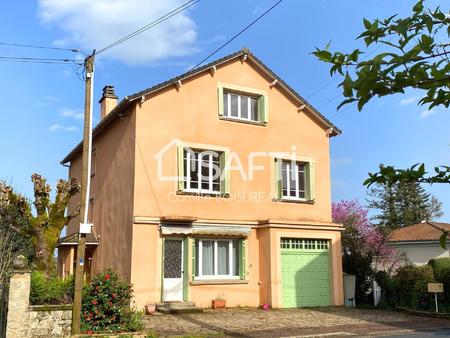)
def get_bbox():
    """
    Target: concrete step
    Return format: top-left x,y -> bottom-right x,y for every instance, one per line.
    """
156,301 -> 203,314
